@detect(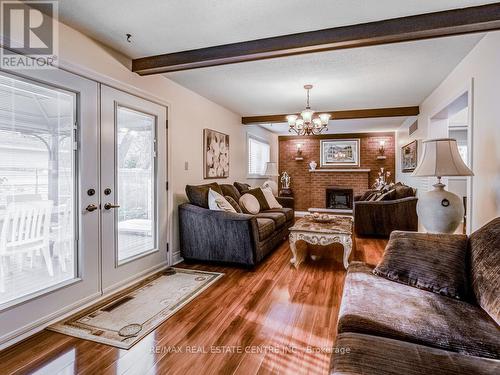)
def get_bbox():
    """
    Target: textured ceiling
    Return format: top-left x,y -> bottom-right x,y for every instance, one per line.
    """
166,35 -> 483,116
55,1 -> 488,117
57,0 -> 496,58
